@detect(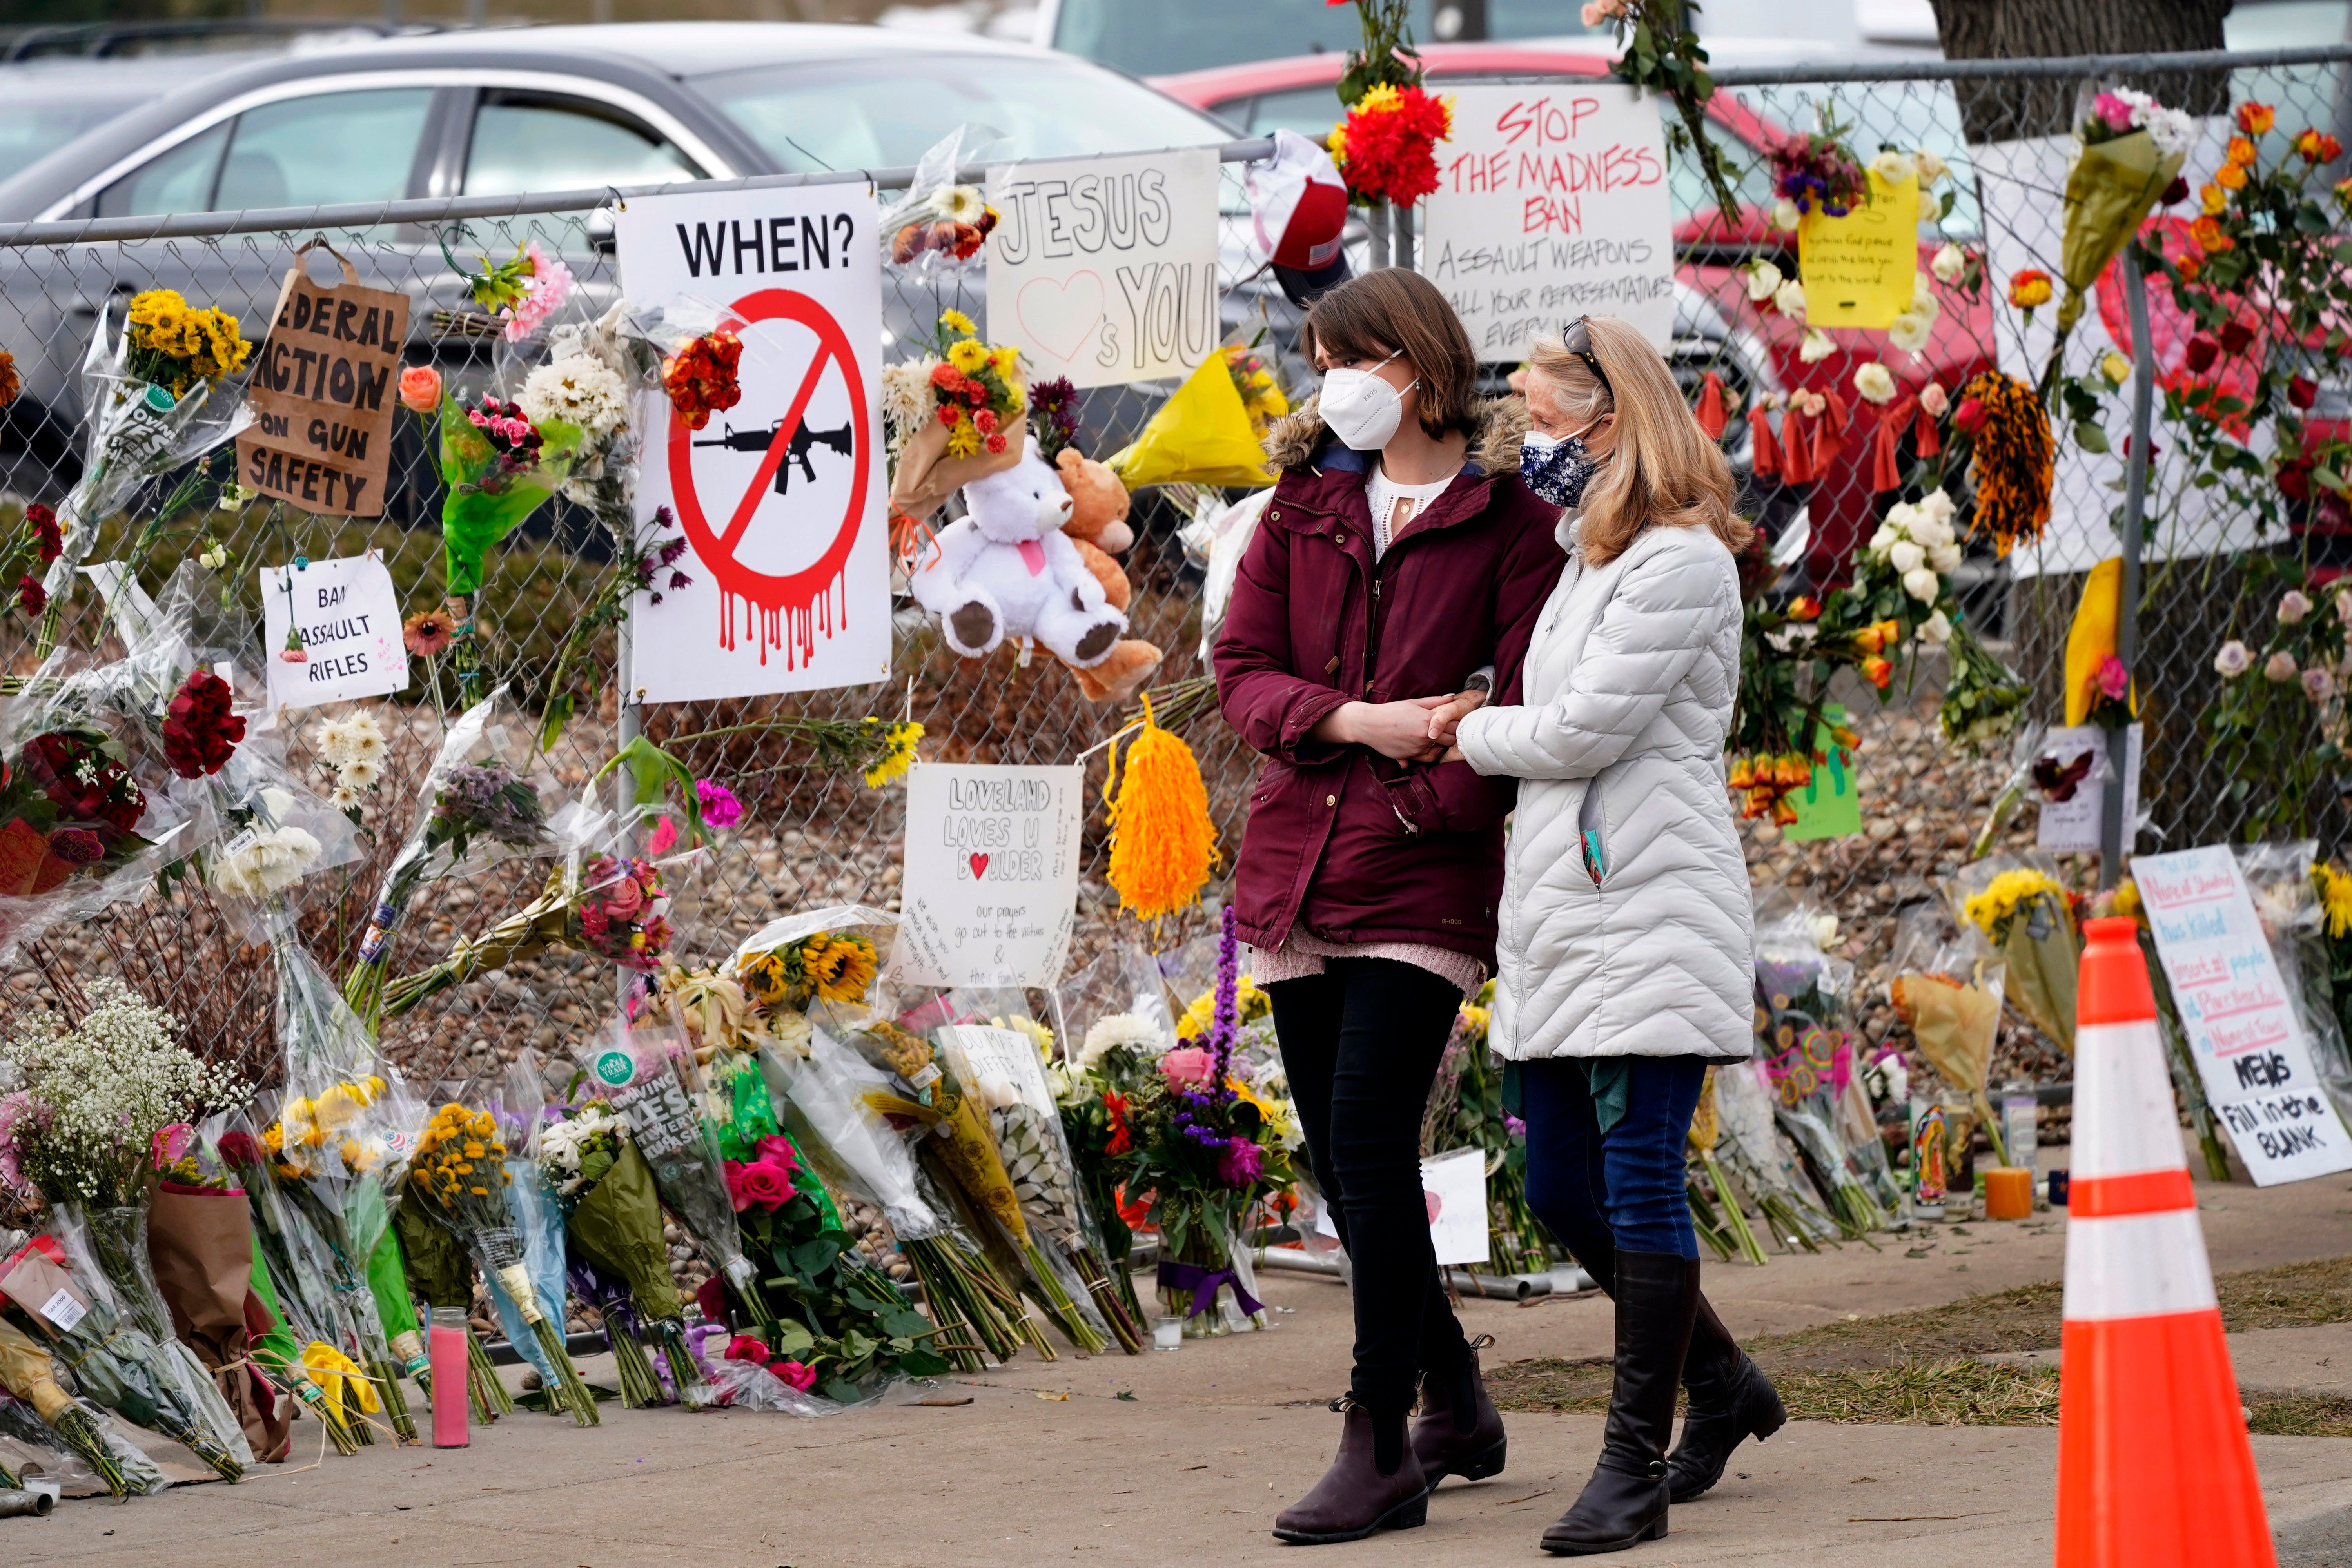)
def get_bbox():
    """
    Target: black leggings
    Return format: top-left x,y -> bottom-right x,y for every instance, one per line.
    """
1268,956 -> 1472,1417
